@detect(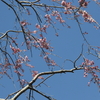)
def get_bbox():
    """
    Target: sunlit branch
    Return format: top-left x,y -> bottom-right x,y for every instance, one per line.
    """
10,67 -> 83,100
29,67 -> 83,85
11,85 -> 29,100
5,90 -> 20,100
0,30 -> 22,39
